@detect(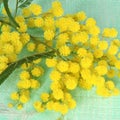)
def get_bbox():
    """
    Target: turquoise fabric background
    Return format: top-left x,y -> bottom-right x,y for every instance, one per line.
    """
0,0 -> 120,120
